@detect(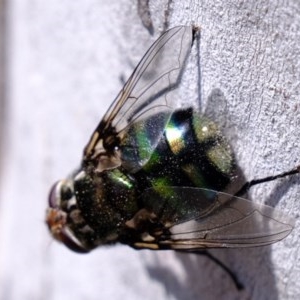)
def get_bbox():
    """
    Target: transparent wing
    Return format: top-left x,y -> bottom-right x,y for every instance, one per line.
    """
84,26 -> 195,171
138,187 -> 294,250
